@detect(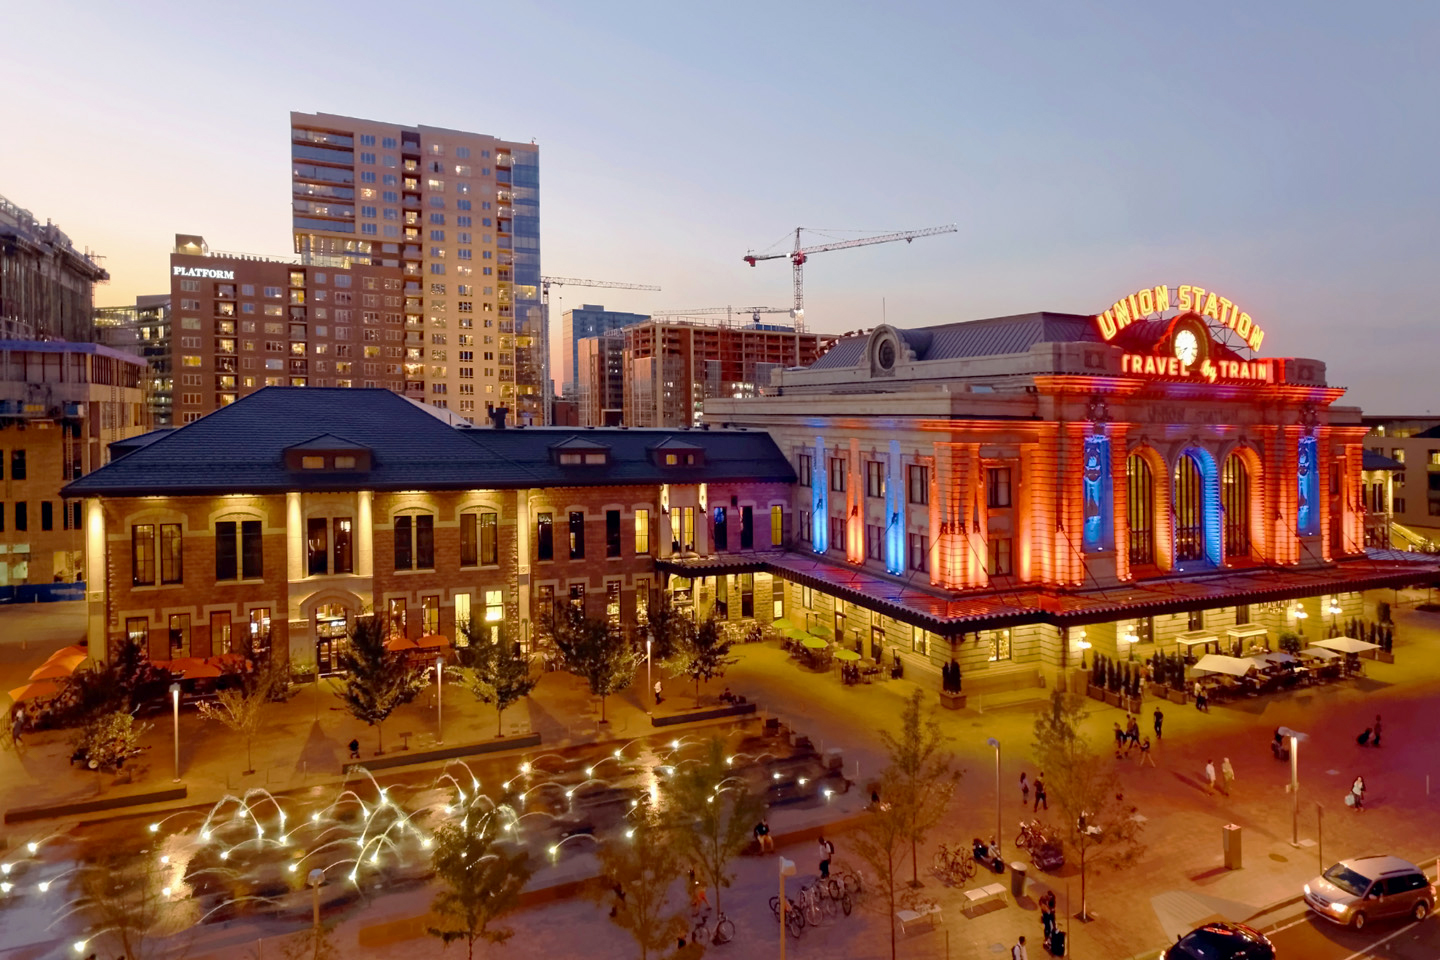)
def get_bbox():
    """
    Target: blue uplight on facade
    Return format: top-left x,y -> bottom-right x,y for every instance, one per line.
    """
812,436 -> 828,553
1297,435 -> 1319,536
884,439 -> 906,573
